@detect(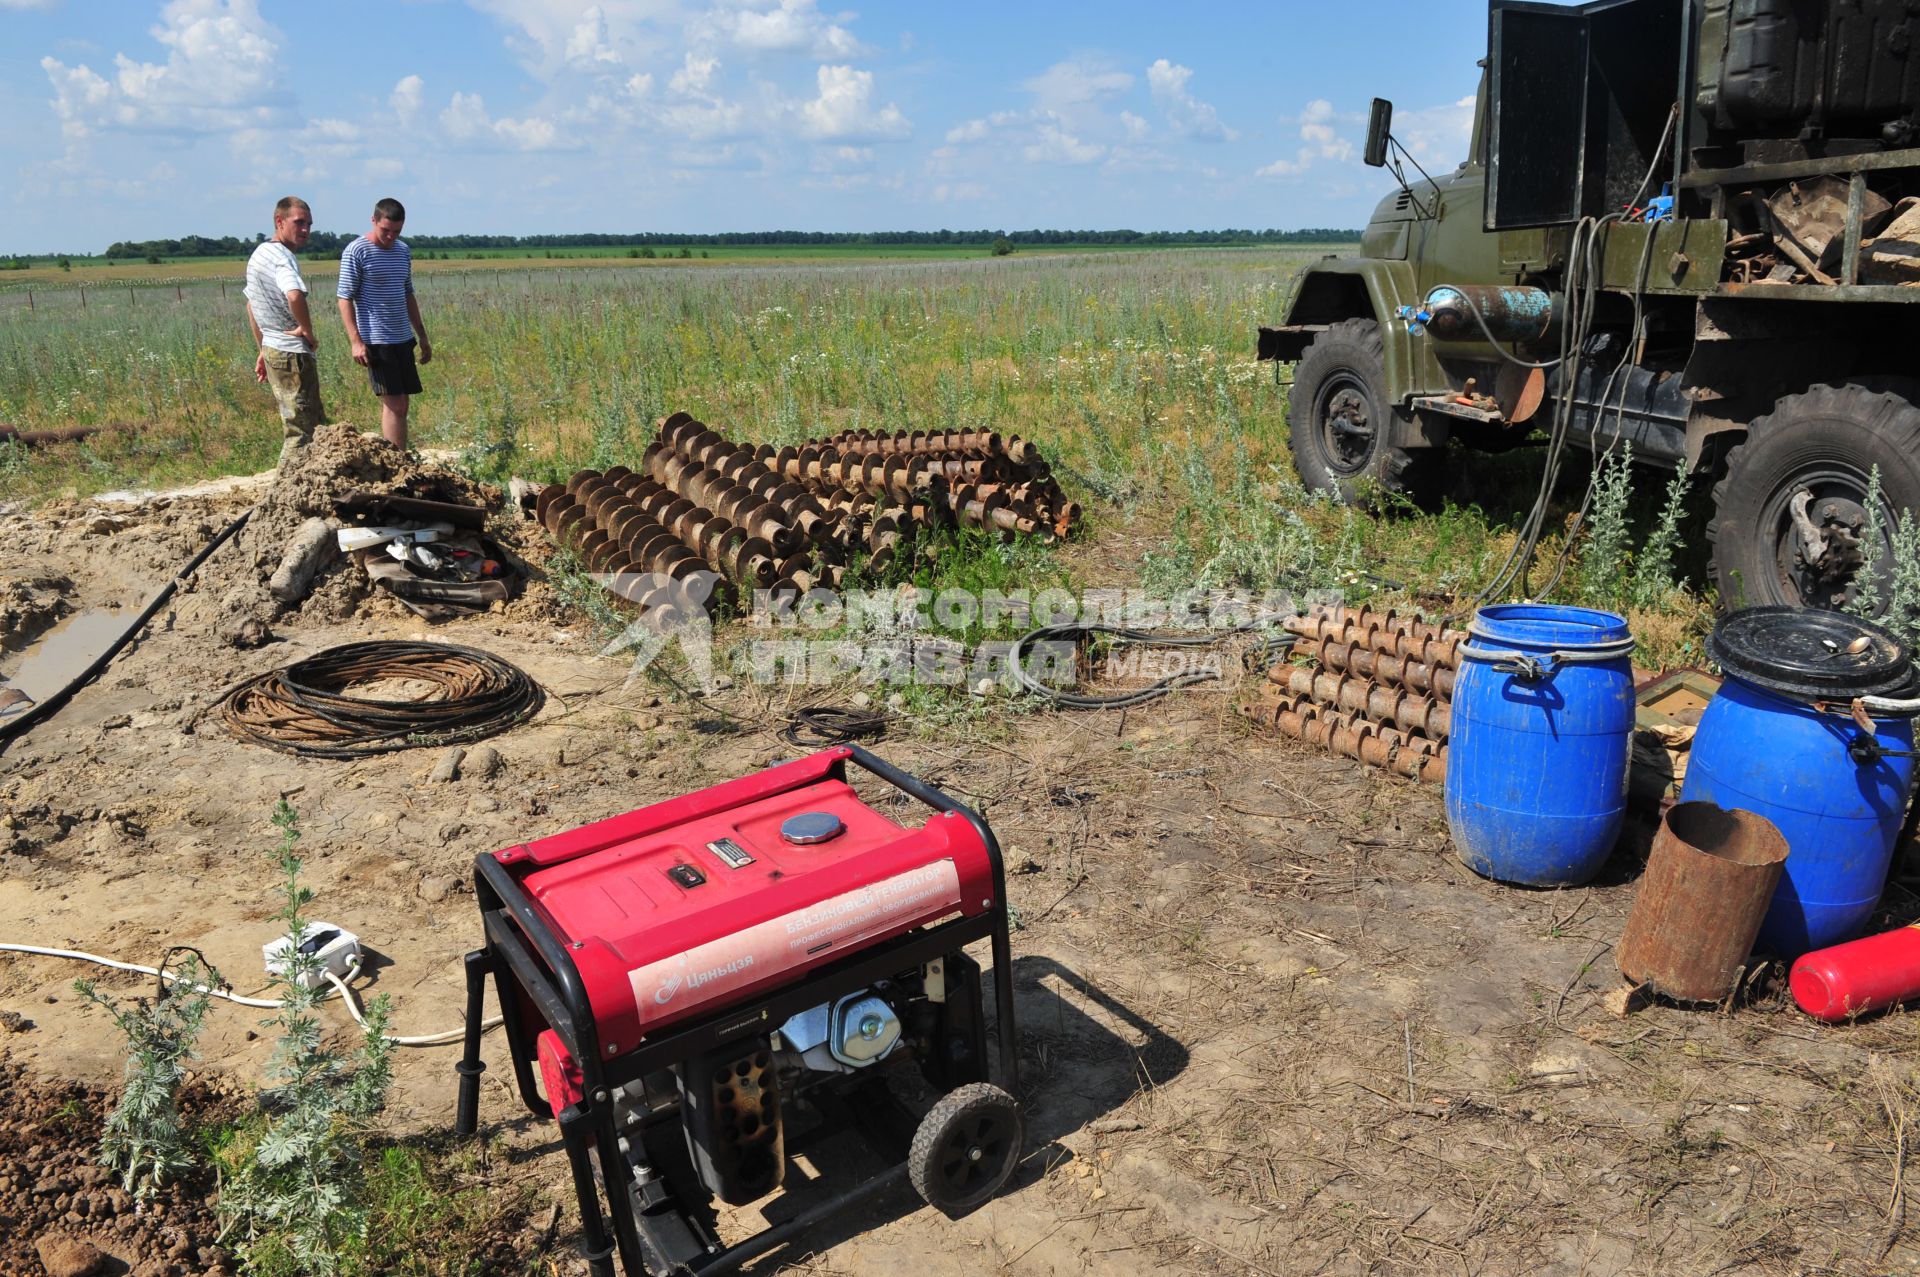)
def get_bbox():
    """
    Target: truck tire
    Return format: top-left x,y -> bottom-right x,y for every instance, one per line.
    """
1708,383 -> 1920,611
1287,319 -> 1439,506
